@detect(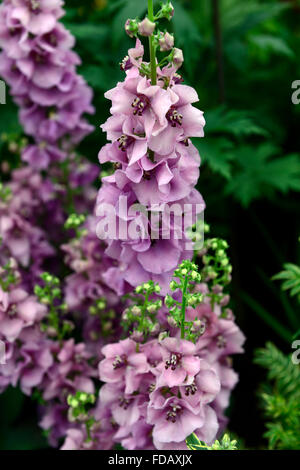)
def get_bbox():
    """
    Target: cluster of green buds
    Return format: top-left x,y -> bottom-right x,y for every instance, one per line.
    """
122,281 -> 162,342
199,238 -> 233,315
0,181 -> 12,203
34,272 -> 73,340
64,213 -> 87,239
186,432 -> 238,450
0,258 -> 20,292
67,391 -> 97,443
89,297 -> 117,338
187,221 -> 210,255
1,132 -> 28,156
125,1 -> 174,37
166,260 -> 205,342
124,1 -> 183,84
